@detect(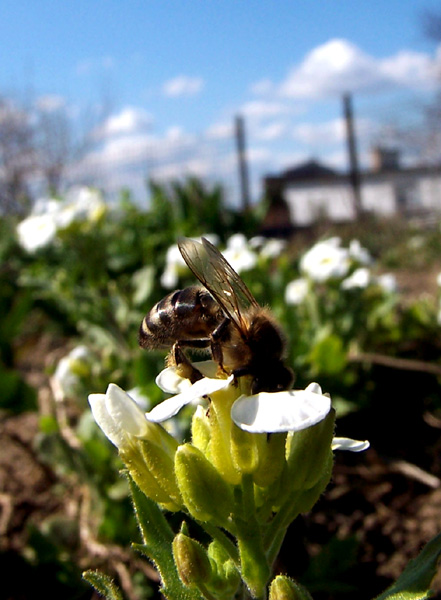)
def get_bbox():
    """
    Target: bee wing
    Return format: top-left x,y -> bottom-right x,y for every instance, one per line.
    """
178,237 -> 259,331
